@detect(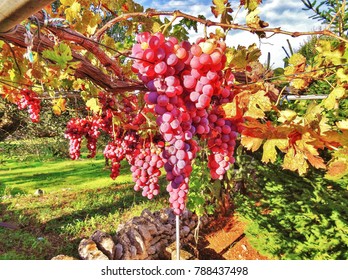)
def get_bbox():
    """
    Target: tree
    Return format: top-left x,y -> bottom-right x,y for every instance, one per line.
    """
0,0 -> 347,216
